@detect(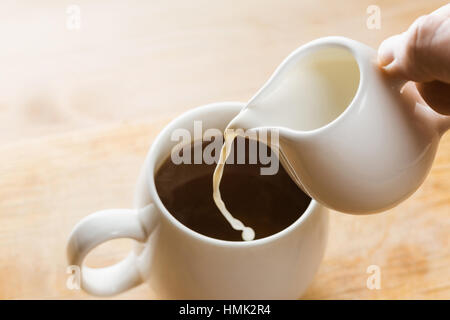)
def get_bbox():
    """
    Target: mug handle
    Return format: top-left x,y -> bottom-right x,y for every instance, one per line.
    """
67,204 -> 157,296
